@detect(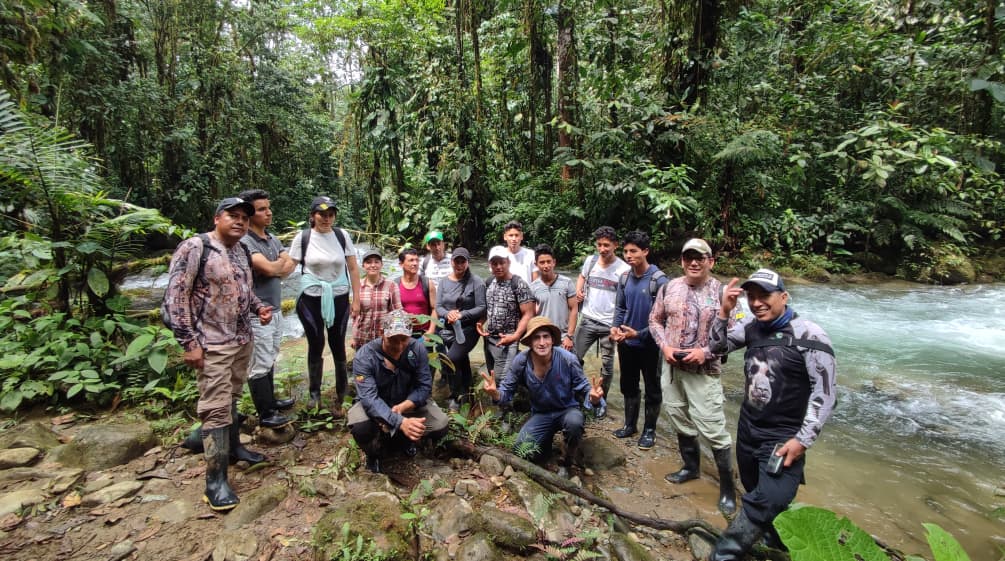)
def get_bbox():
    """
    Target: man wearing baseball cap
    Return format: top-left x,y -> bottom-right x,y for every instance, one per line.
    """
707,269 -> 837,560
420,230 -> 452,287
481,316 -> 605,477
348,310 -> 449,473
163,196 -> 273,511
